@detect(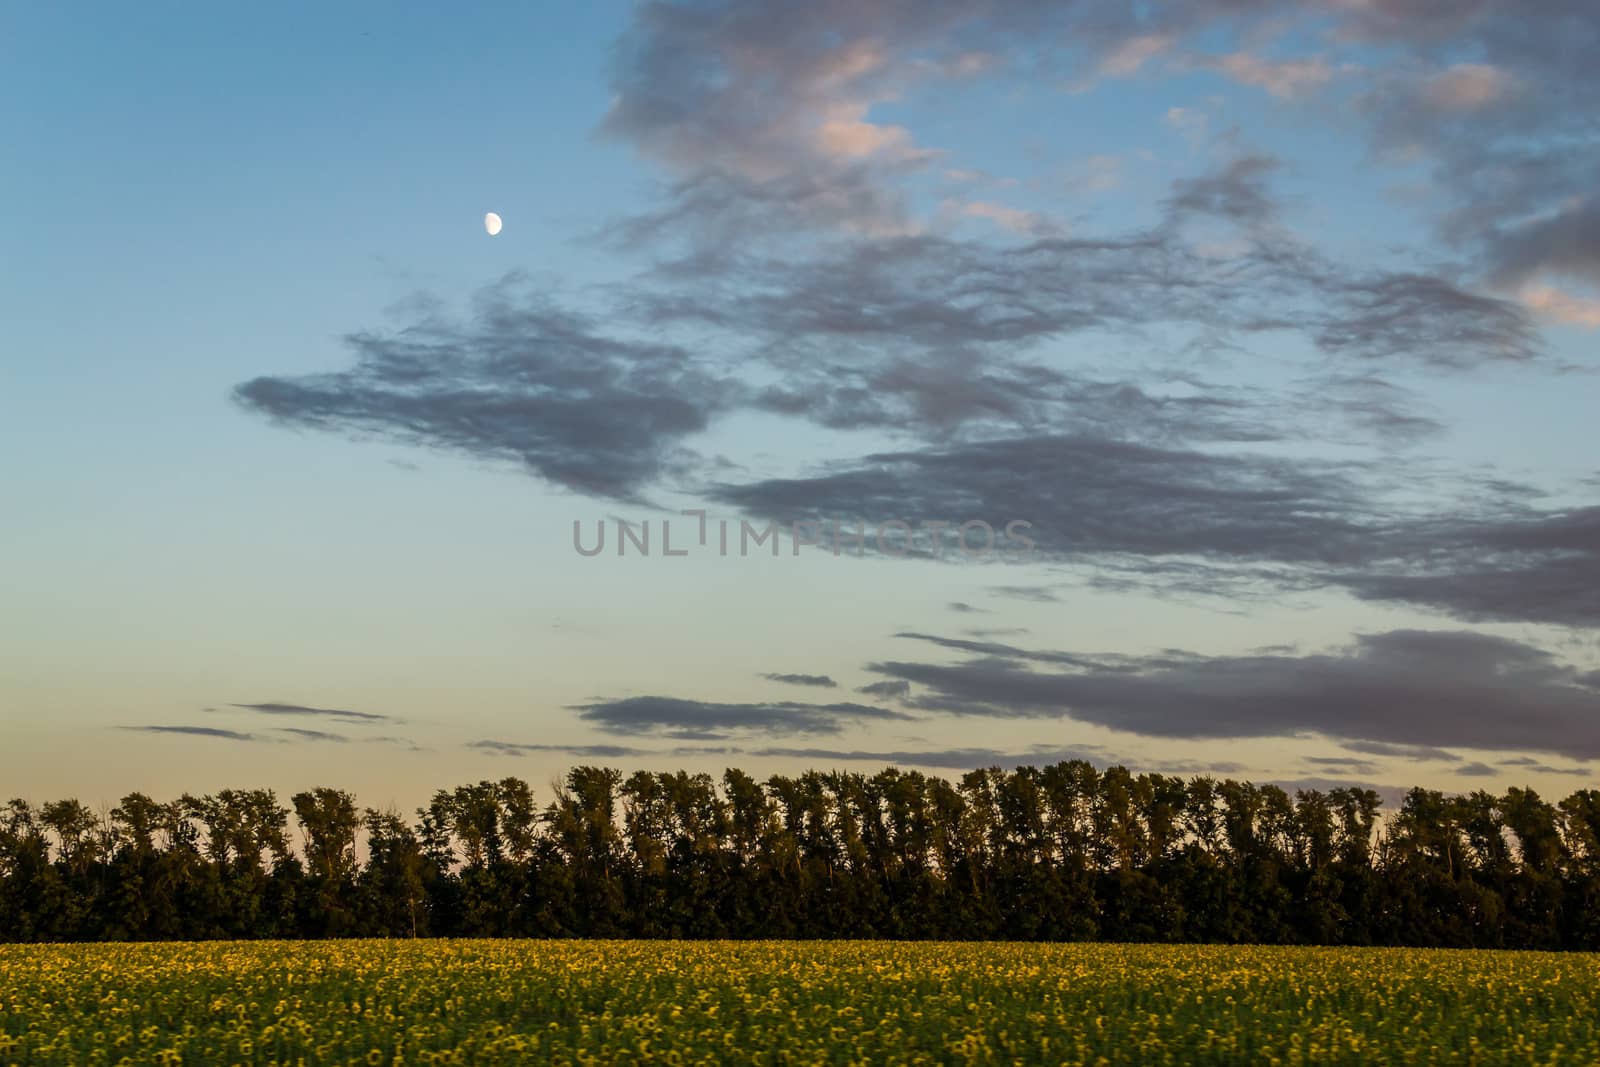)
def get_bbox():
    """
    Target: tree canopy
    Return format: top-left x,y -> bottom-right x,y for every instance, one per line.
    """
4,763 -> 1599,947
